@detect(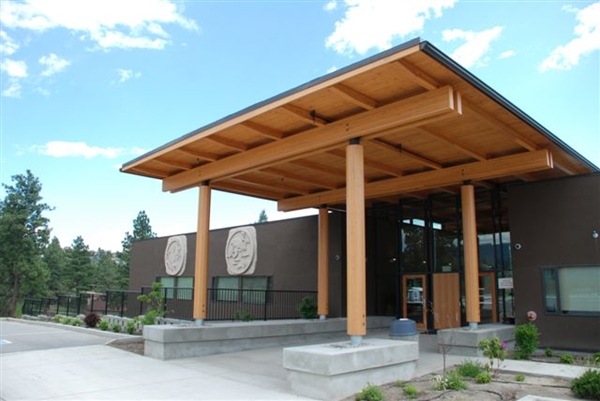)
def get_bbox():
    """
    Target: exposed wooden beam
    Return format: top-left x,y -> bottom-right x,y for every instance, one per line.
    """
176,148 -> 220,162
278,149 -> 553,211
328,149 -> 402,177
127,165 -> 170,178
211,181 -> 283,200
416,127 -> 487,161
369,139 -> 443,170
228,176 -> 309,196
281,104 -> 328,127
331,84 -> 378,110
241,121 -> 285,140
290,159 -> 346,178
393,60 -> 440,90
204,135 -> 248,152
463,99 -> 539,151
260,167 -> 340,190
163,86 -> 460,192
154,158 -> 193,170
